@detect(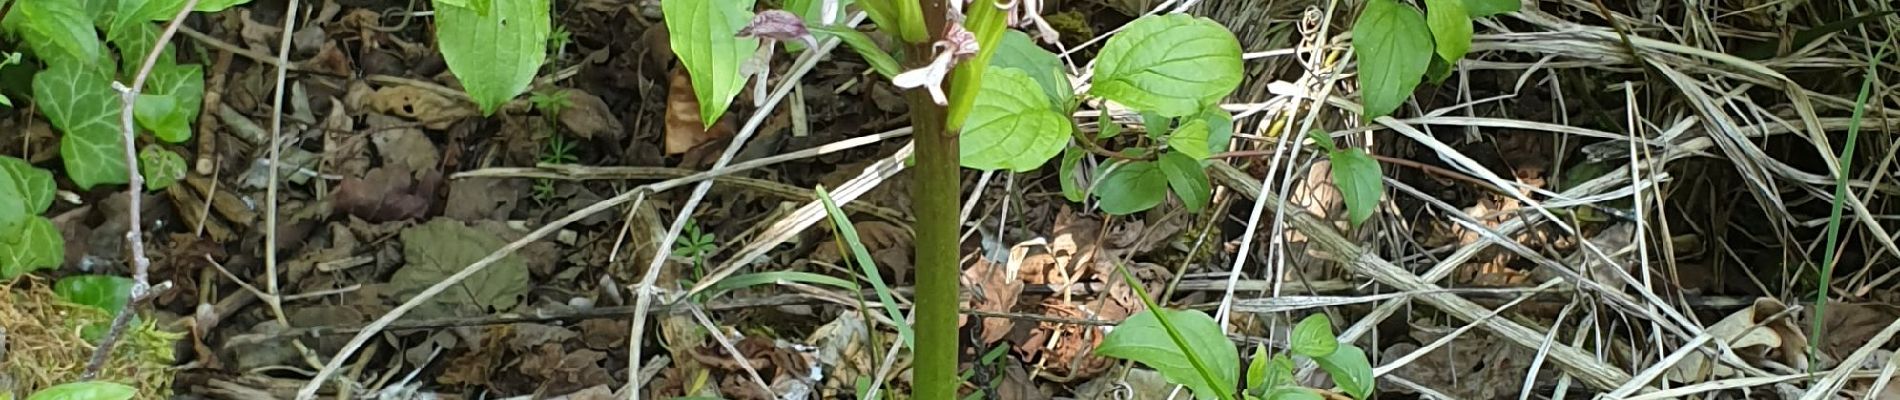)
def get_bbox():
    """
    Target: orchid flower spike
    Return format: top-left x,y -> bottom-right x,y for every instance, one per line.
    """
736,10 -> 818,106
892,21 -> 980,105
